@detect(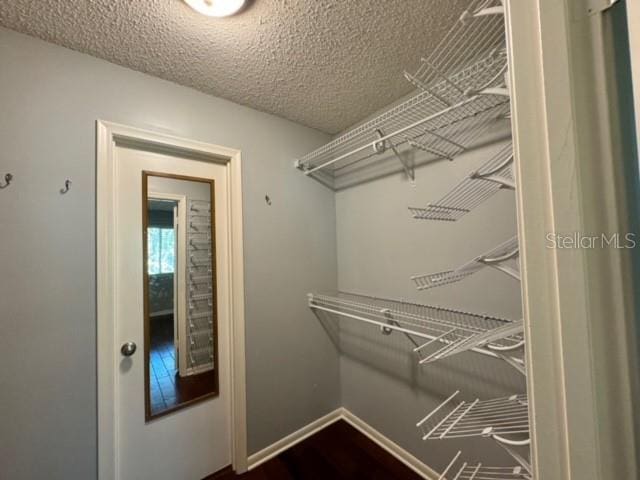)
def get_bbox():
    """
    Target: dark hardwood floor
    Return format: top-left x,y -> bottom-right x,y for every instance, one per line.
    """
206,420 -> 423,480
149,314 -> 216,416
